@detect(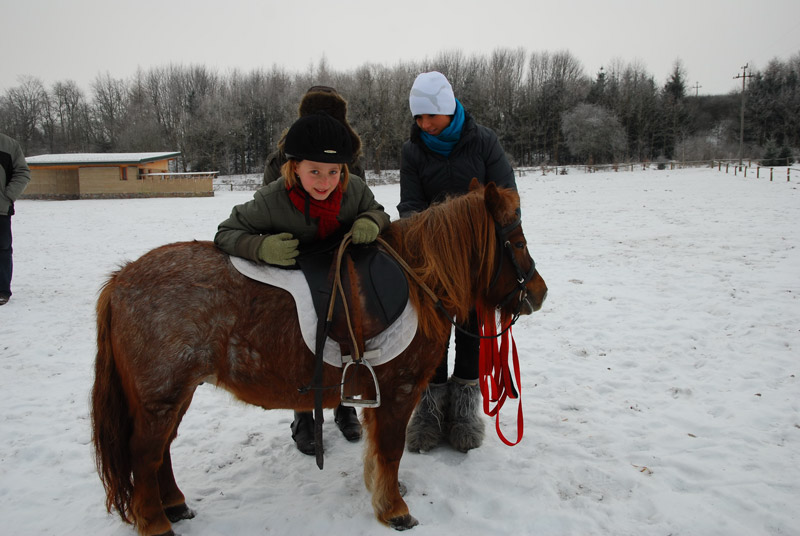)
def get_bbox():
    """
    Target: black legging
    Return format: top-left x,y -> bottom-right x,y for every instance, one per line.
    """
431,309 -> 480,384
